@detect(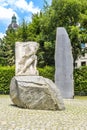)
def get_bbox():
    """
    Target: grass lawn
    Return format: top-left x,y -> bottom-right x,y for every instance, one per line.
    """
0,95 -> 87,100
0,95 -> 9,98
74,96 -> 87,100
